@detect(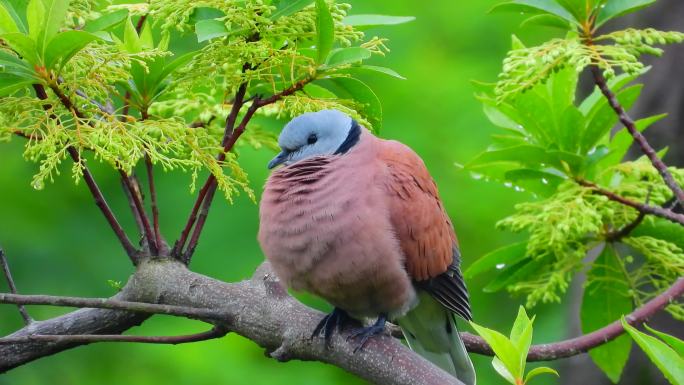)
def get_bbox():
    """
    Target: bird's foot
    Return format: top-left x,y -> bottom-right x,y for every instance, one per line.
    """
312,307 -> 350,346
346,314 -> 387,353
